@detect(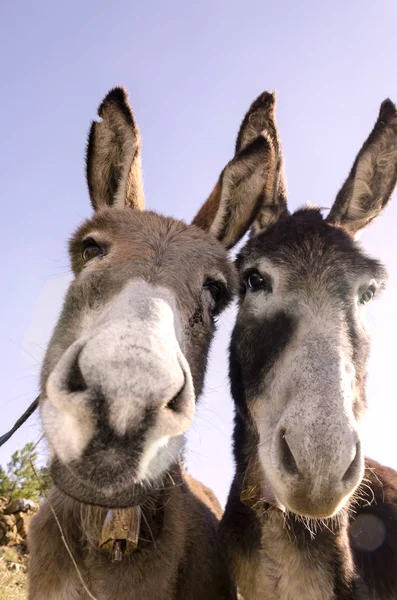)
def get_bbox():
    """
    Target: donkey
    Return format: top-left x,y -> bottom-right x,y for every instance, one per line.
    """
220,92 -> 397,599
27,86 -> 275,600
